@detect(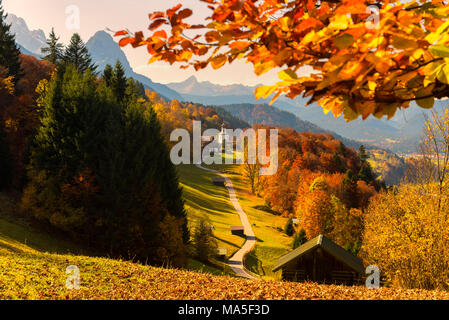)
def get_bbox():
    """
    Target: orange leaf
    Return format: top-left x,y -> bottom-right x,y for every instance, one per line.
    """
119,38 -> 134,47
114,30 -> 128,37
153,30 -> 167,39
229,41 -> 251,50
